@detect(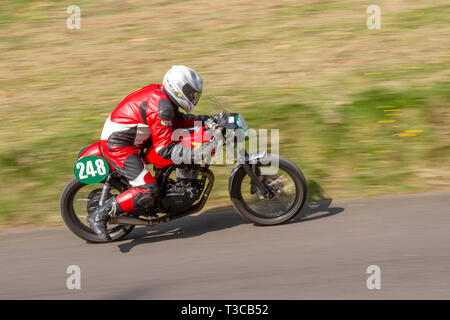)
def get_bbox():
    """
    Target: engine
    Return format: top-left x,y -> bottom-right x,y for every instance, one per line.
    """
159,166 -> 203,215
